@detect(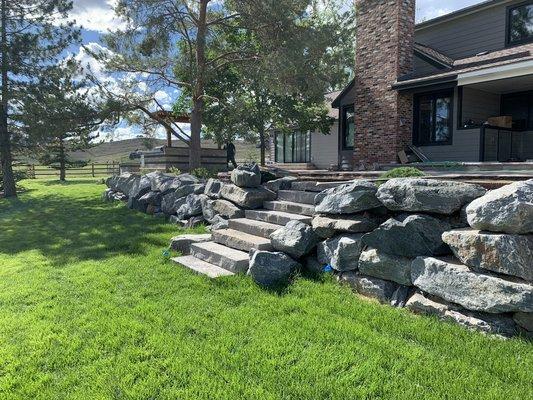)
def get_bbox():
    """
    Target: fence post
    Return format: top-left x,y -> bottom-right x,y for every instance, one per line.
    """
92,163 -> 95,177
